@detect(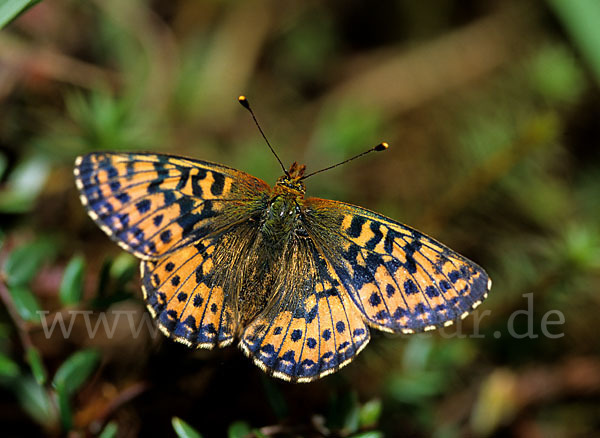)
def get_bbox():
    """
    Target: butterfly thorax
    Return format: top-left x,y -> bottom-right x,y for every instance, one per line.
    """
259,162 -> 307,246
261,194 -> 301,246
